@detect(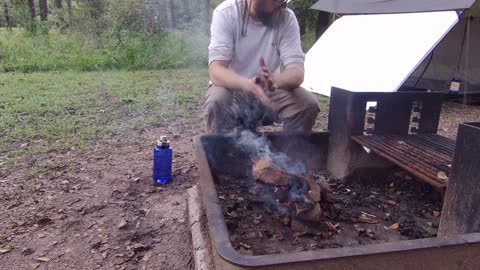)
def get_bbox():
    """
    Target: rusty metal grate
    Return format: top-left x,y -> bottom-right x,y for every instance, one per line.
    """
352,134 -> 455,190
